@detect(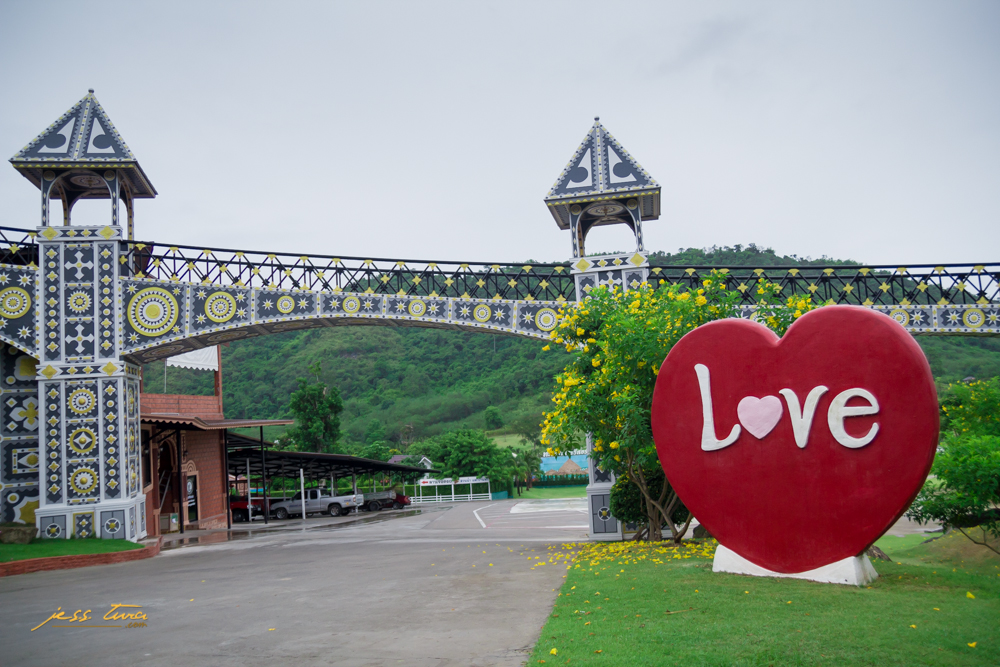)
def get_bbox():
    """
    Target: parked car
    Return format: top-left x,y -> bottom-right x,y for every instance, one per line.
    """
230,496 -> 264,522
360,490 -> 411,511
270,488 -> 363,519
